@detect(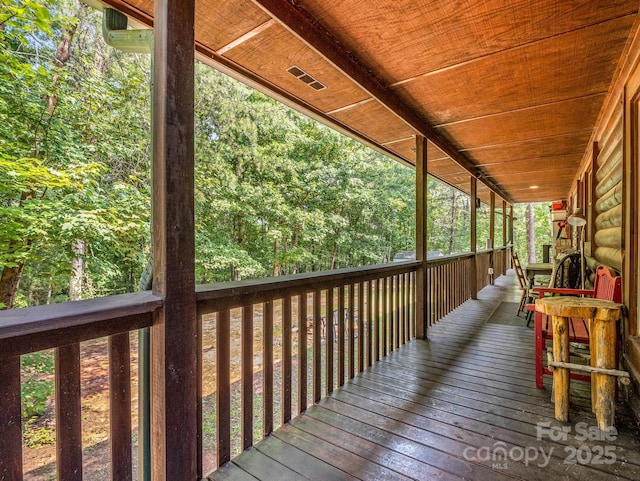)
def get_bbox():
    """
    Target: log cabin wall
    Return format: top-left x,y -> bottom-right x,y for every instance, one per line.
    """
593,100 -> 624,272
572,21 -> 640,418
